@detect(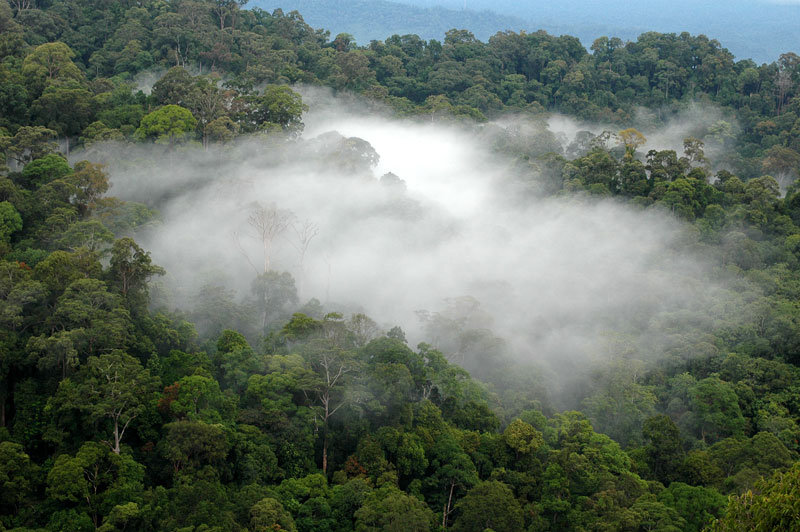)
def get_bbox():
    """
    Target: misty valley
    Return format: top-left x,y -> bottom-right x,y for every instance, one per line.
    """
2,1 -> 800,531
